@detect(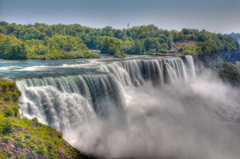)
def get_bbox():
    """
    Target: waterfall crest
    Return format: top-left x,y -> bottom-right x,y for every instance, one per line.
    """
17,56 -> 196,131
